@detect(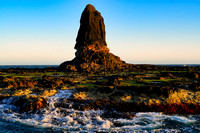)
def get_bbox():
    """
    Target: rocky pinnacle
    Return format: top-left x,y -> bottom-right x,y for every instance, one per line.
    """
59,4 -> 125,71
75,4 -> 107,50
